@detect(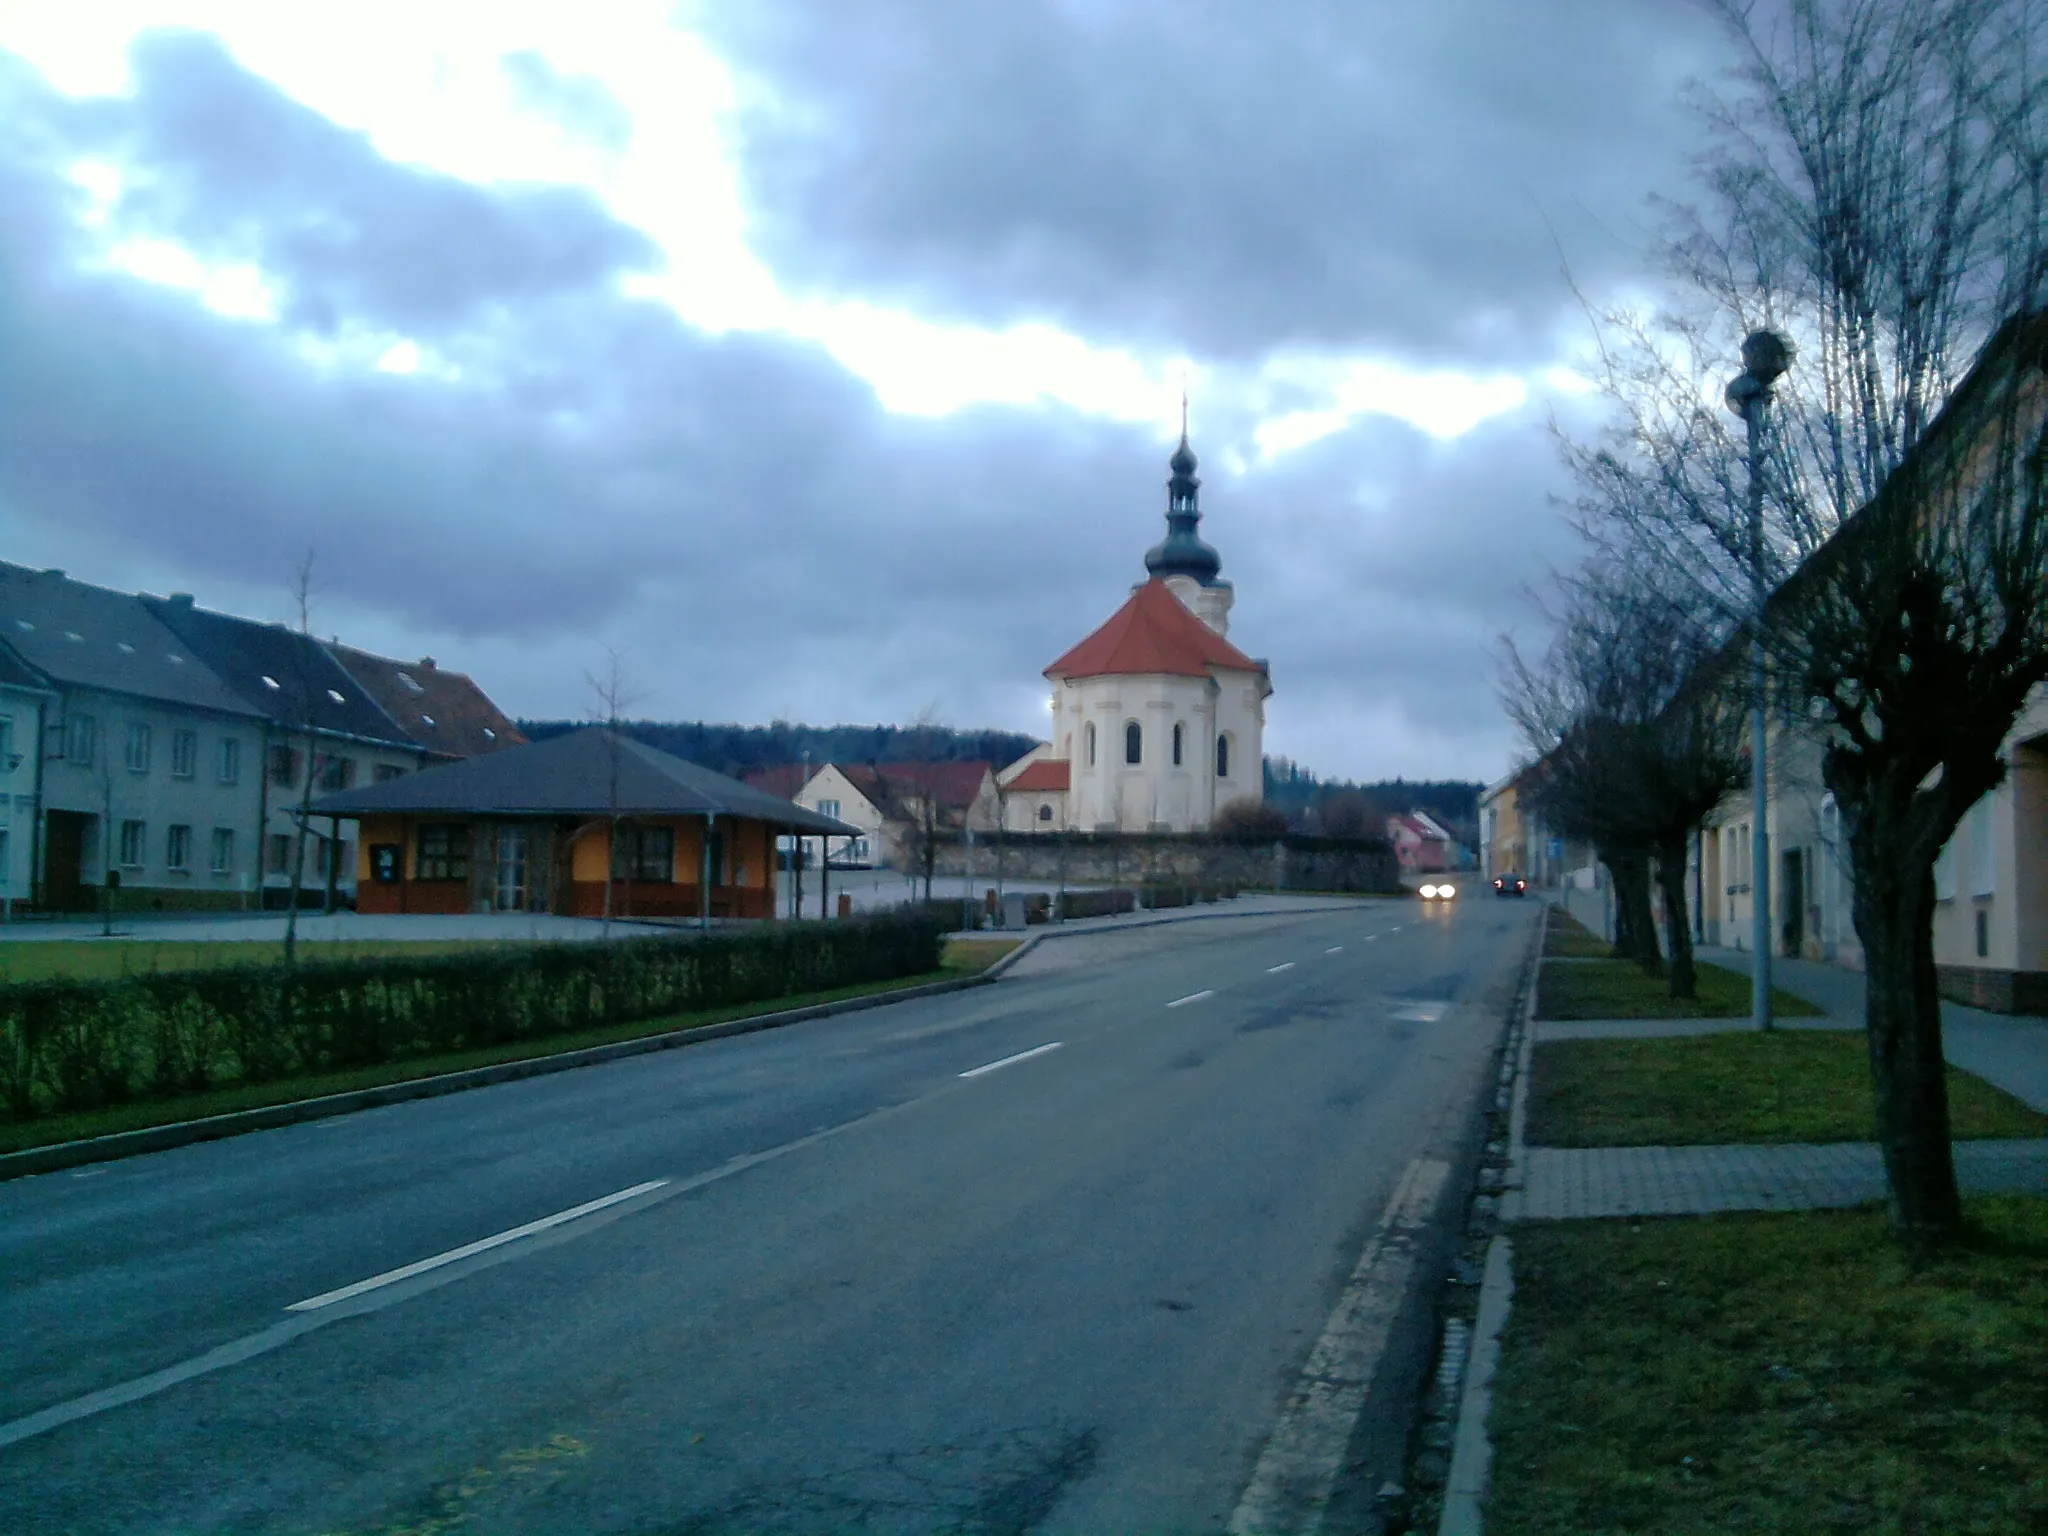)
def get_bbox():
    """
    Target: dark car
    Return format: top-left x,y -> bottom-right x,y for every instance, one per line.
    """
1493,872 -> 1528,897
